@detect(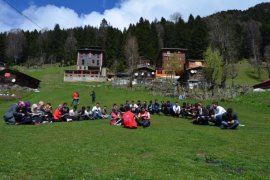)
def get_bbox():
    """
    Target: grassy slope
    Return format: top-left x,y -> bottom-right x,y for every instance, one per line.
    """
229,60 -> 268,86
0,65 -> 269,179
